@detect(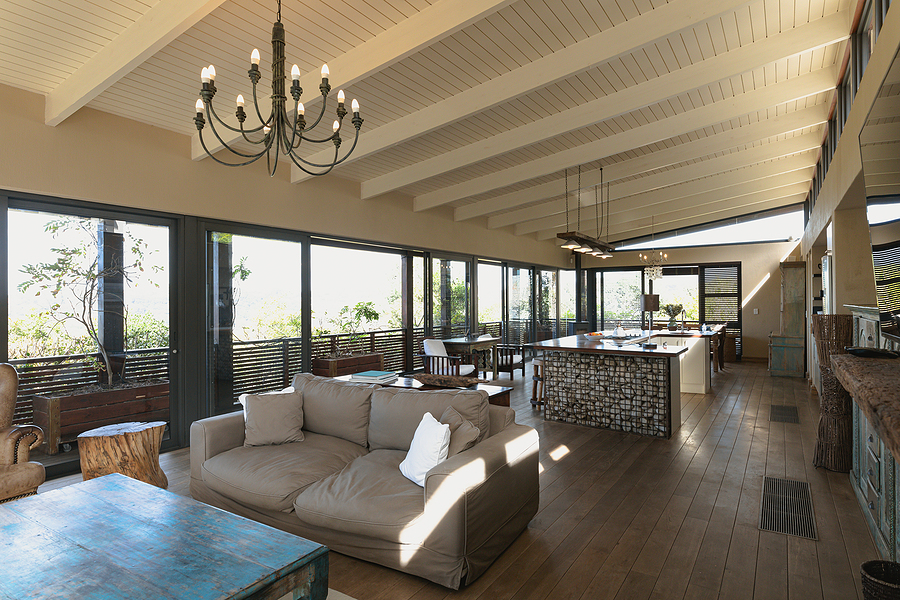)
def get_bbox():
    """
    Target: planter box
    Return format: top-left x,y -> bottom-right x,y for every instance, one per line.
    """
33,382 -> 170,455
311,353 -> 384,378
